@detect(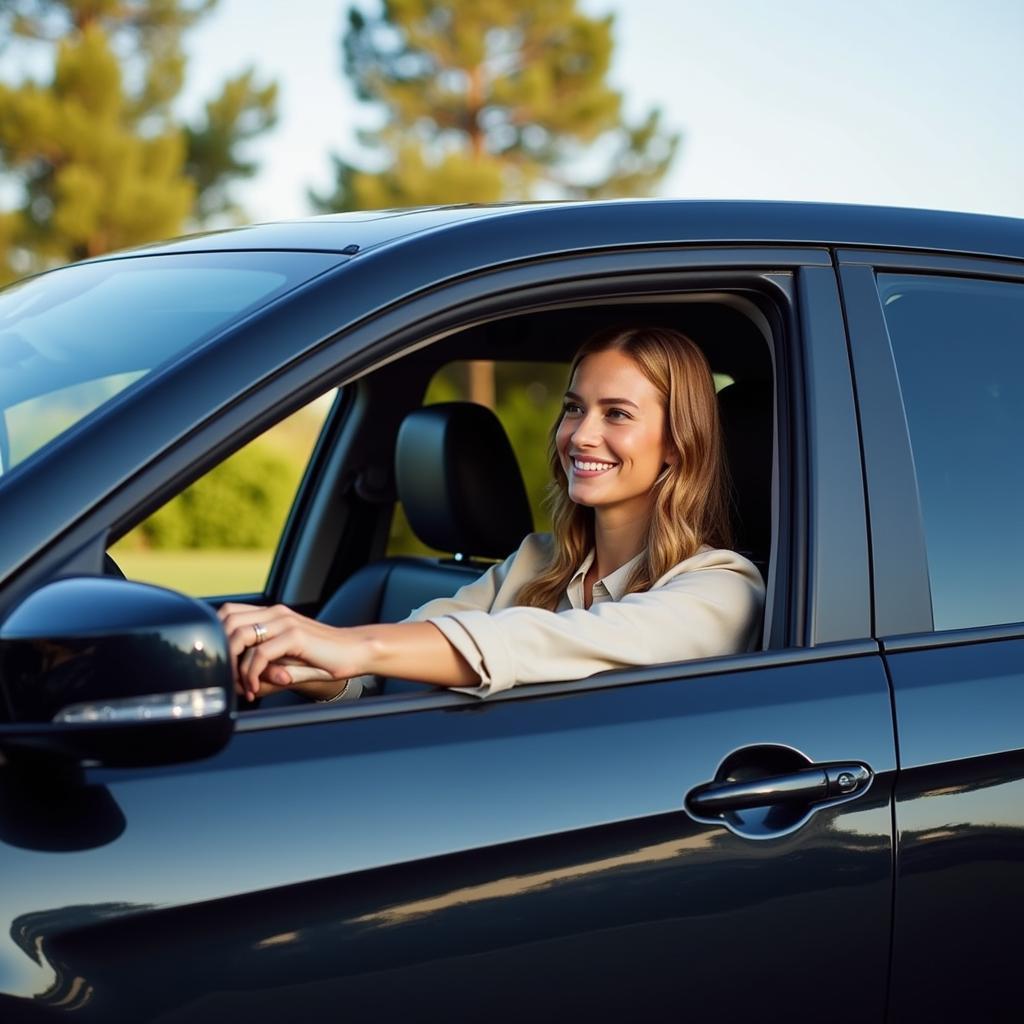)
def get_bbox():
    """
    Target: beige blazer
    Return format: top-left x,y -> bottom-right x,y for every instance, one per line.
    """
402,532 -> 766,698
